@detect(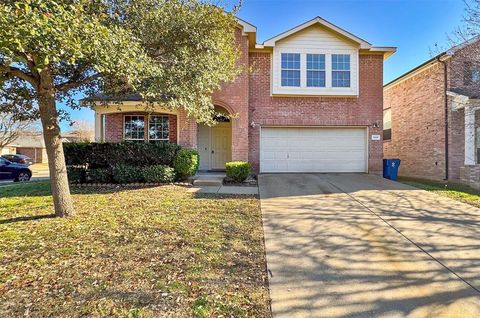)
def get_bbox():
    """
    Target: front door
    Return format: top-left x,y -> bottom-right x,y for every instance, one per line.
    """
197,122 -> 232,170
211,122 -> 232,170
